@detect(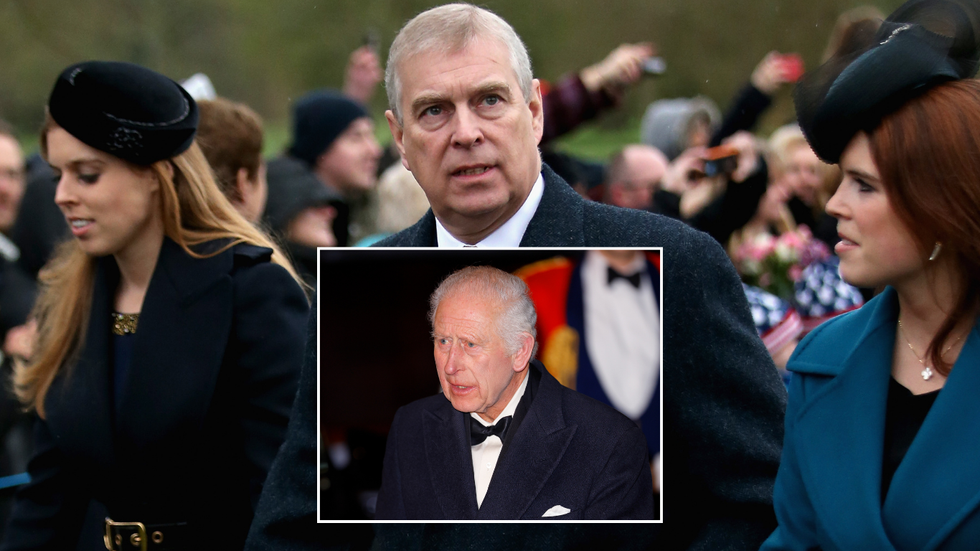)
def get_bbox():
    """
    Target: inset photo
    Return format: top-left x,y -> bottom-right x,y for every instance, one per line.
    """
317,248 -> 662,522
